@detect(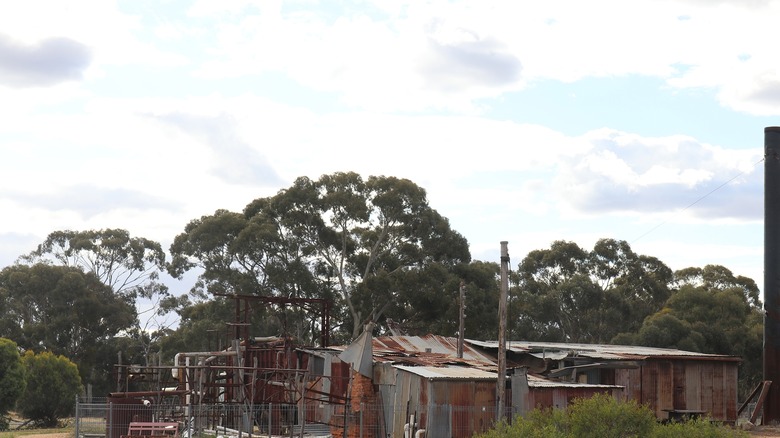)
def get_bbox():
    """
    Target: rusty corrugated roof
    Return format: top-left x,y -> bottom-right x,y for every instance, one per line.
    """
393,365 -> 622,388
324,334 -> 740,377
394,365 -> 497,380
328,334 -> 498,369
465,339 -> 741,362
